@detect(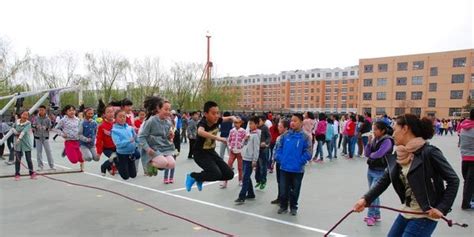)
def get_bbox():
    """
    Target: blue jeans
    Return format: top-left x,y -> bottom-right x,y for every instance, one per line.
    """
315,140 -> 324,159
348,136 -> 357,158
326,139 -> 333,159
255,148 -> 269,184
367,168 -> 385,218
388,214 -> 438,237
332,134 -> 338,158
239,160 -> 255,199
362,136 -> 369,147
279,170 -> 304,210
